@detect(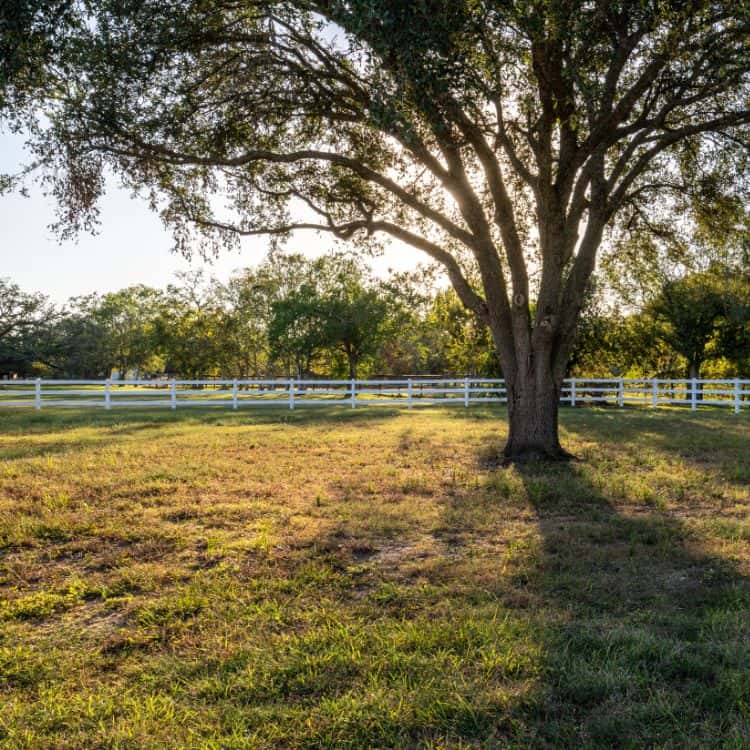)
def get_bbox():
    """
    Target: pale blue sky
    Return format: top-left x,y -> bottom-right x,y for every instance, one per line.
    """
1,130 -> 415,303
